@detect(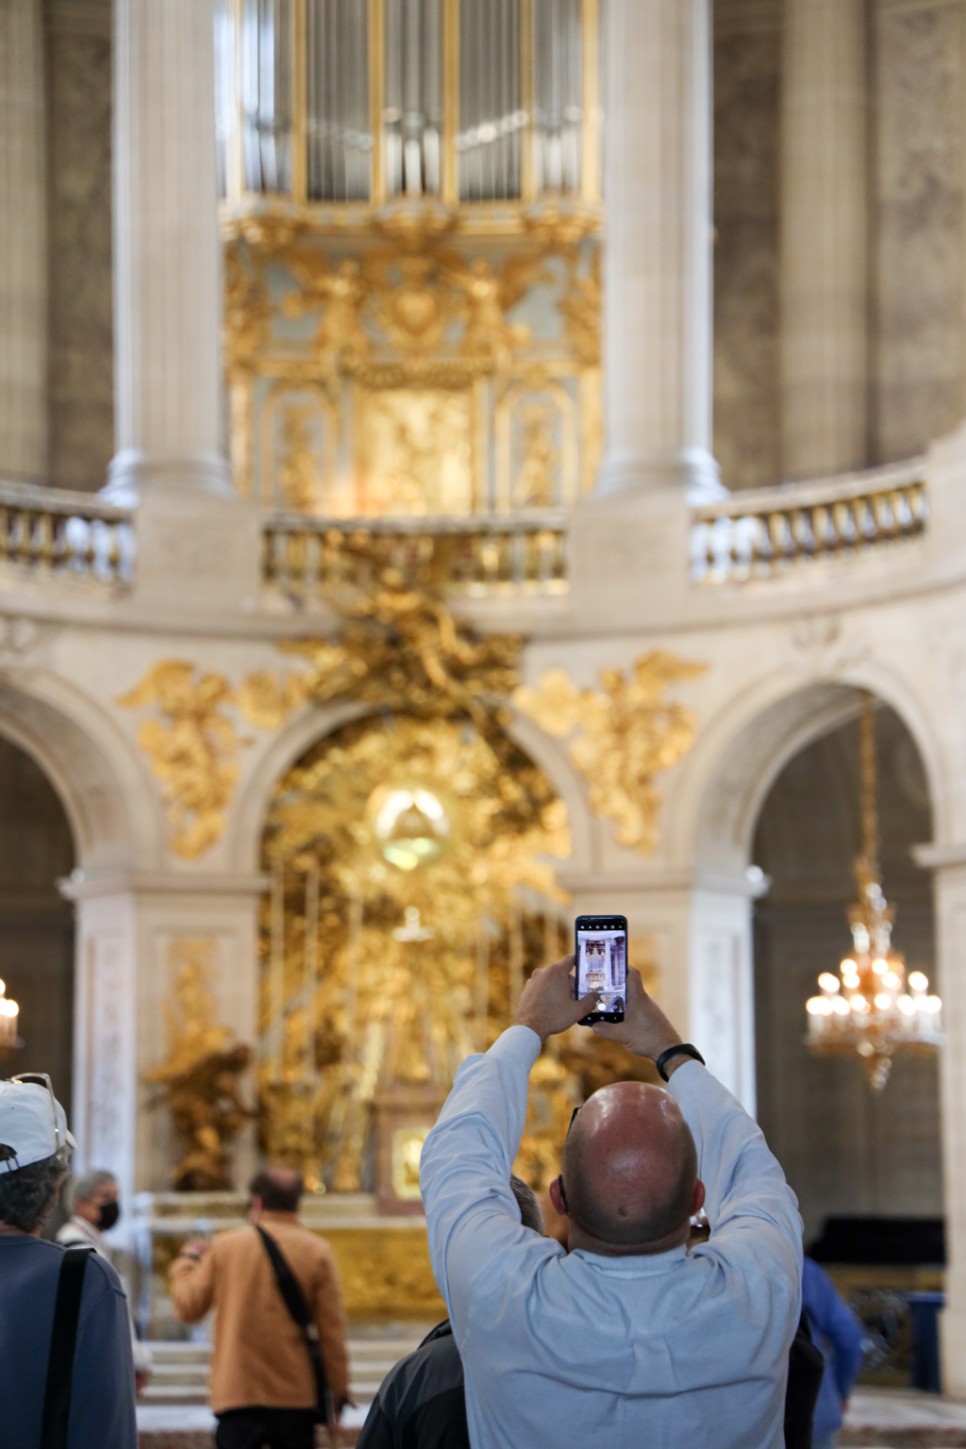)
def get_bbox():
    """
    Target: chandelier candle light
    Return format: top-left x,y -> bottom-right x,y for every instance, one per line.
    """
0,979 -> 22,1057
805,693 -> 942,1093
